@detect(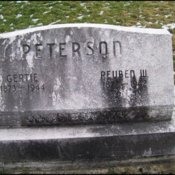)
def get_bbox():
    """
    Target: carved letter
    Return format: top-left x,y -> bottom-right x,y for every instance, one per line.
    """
113,41 -> 122,57
35,43 -> 43,58
23,44 -> 30,55
99,41 -> 108,55
72,42 -> 80,56
59,43 -> 67,57
87,41 -> 94,55
47,43 -> 55,59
